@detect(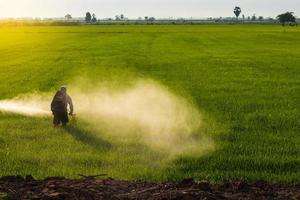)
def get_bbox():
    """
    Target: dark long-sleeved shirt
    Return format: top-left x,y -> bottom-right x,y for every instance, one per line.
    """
51,91 -> 74,114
